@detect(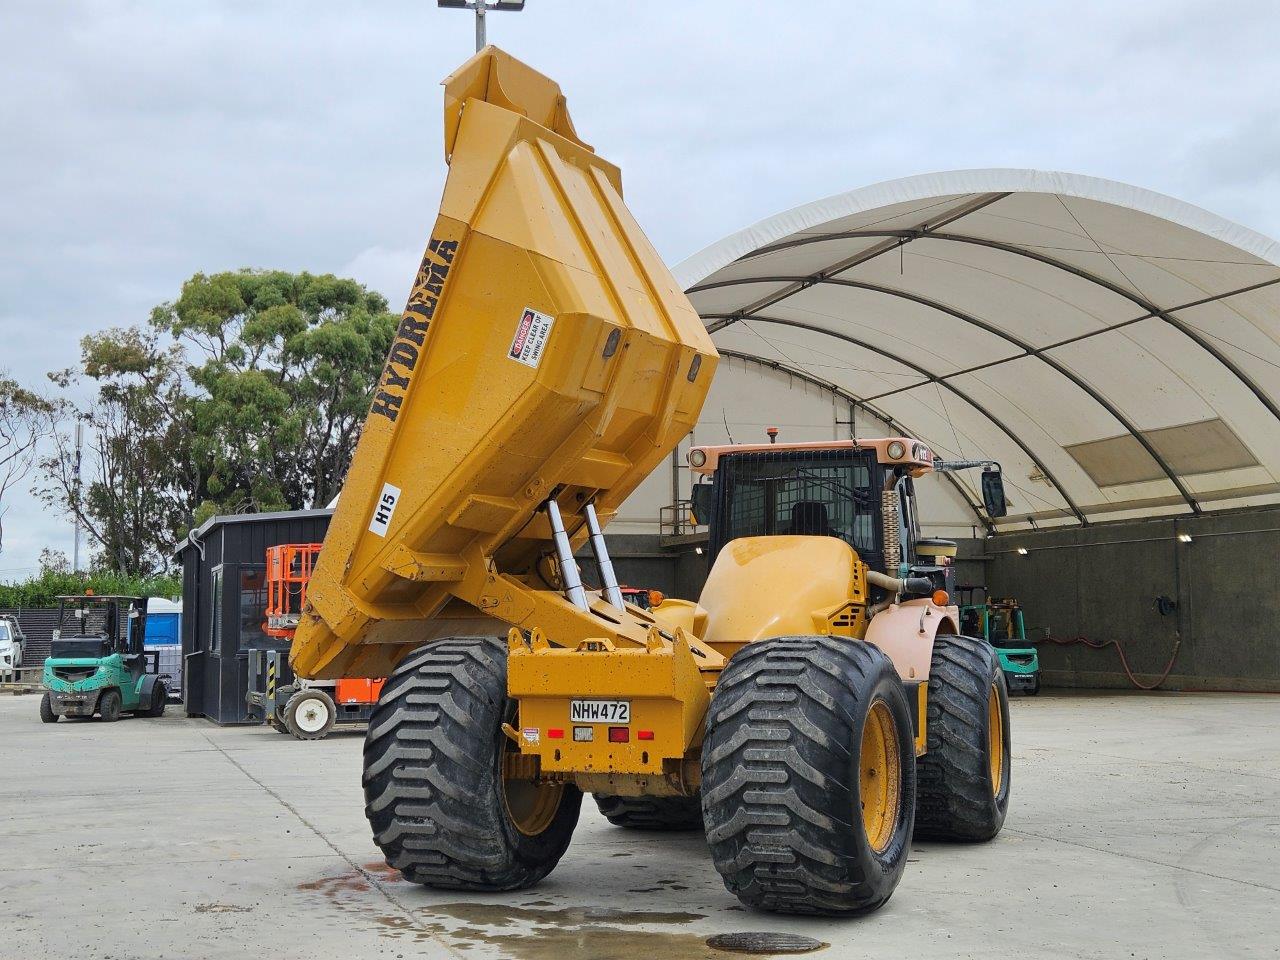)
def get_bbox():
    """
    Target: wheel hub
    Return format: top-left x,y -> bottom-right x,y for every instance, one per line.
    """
501,739 -> 564,837
295,698 -> 330,733
988,683 -> 1004,796
858,698 -> 901,854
